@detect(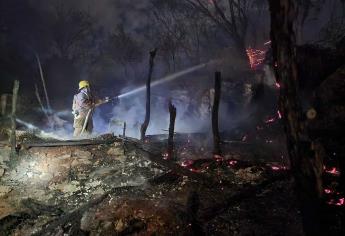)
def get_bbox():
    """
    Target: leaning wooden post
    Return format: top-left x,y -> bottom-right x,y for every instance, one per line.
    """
35,53 -> 51,112
167,101 -> 177,160
10,80 -> 20,160
35,84 -> 50,120
140,48 -> 157,141
212,72 -> 221,156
